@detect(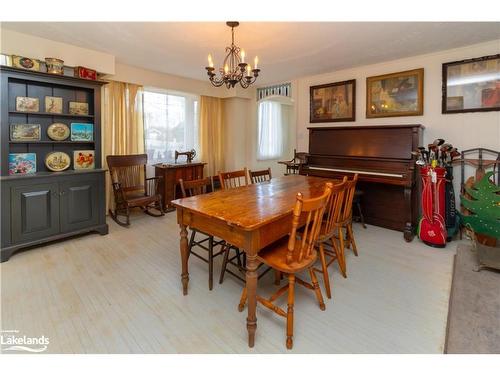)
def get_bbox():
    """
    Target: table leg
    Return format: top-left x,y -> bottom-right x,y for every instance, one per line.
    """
246,254 -> 258,347
180,224 -> 189,295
